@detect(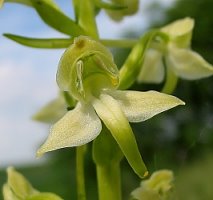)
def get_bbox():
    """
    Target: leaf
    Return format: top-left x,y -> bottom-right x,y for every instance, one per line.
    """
4,34 -> 73,48
30,0 -> 85,36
